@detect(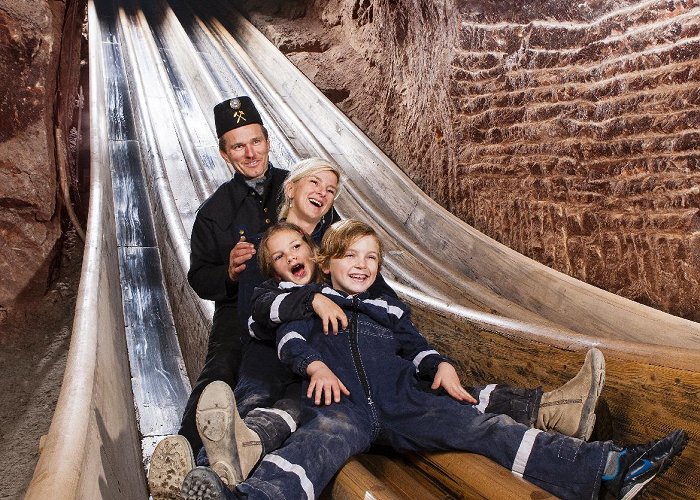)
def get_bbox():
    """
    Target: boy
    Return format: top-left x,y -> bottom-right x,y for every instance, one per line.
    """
182,219 -> 687,500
